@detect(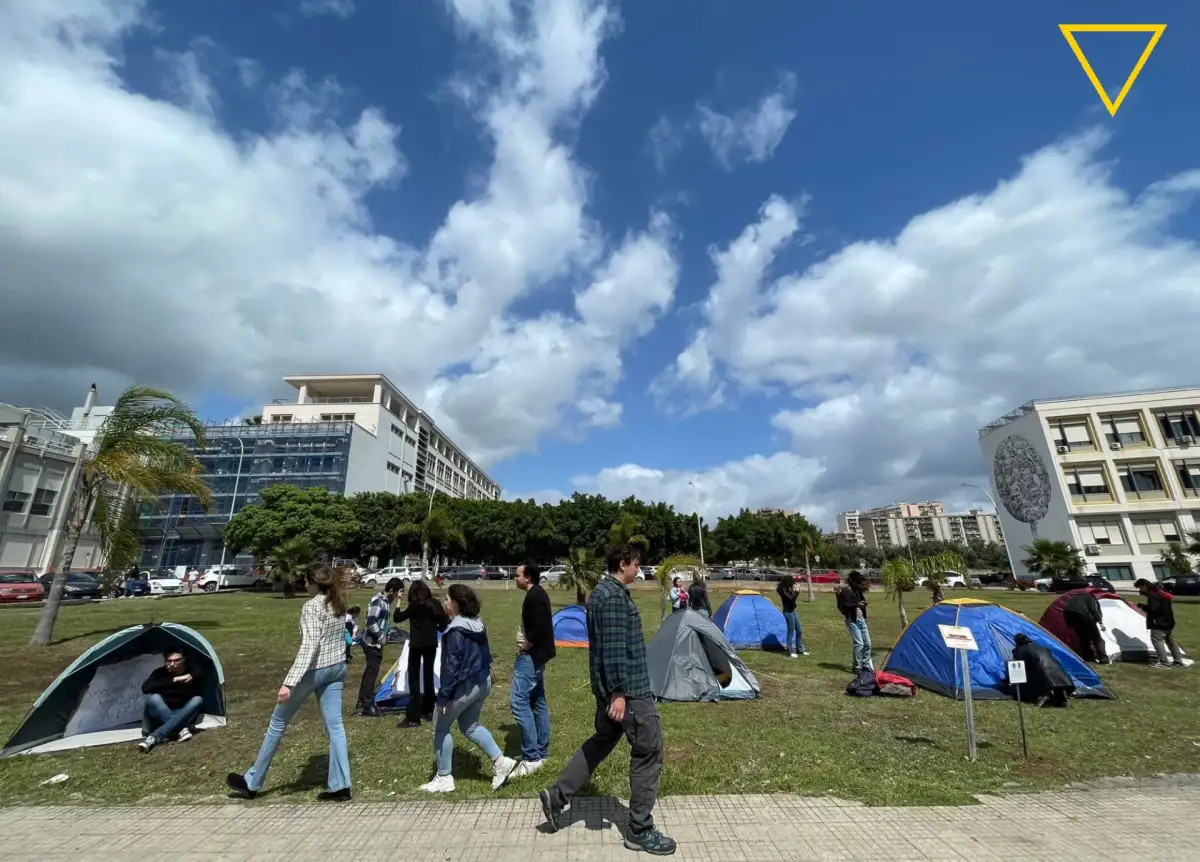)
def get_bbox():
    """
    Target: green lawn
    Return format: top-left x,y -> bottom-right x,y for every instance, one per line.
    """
0,585 -> 1197,807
